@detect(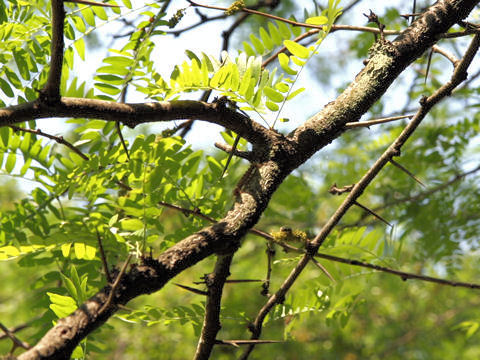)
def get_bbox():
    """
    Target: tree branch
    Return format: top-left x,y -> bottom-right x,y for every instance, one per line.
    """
194,253 -> 234,360
9,125 -> 89,161
41,0 -> 65,103
0,322 -> 30,351
0,98 -> 272,148
345,114 -> 414,128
